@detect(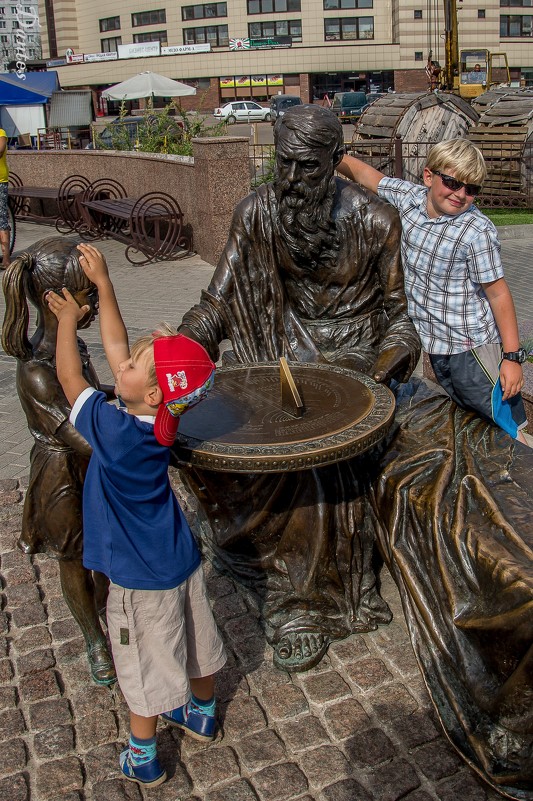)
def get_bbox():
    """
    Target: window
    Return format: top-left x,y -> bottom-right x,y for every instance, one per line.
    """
0,8 -> 5,14
131,9 -> 166,26
323,0 -> 372,8
248,19 -> 302,40
500,0 -> 532,6
478,8 -> 486,16
247,0 -> 301,12
414,51 -> 423,60
182,3 -> 227,20
0,21 -> 5,27
414,9 -> 422,17
101,35 -> 122,52
99,16 -> 120,32
12,20 -> 18,27
500,13 -> 533,33
133,29 -> 167,42
184,24 -> 228,45
324,16 -> 373,39
0,34 -> 7,42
